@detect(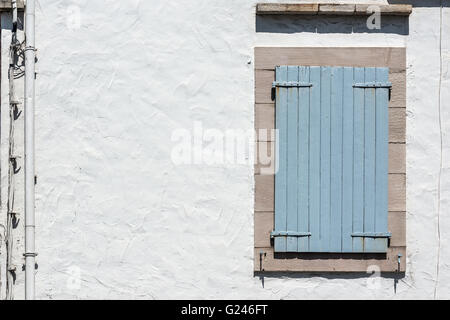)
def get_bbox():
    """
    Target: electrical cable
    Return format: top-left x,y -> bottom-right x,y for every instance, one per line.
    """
434,0 -> 444,300
4,0 -> 21,301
